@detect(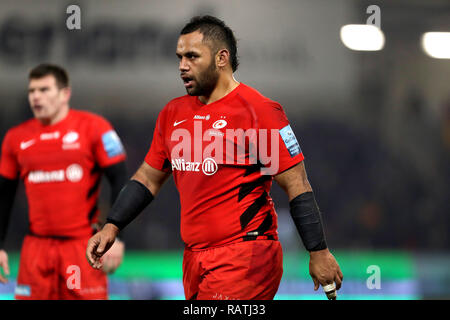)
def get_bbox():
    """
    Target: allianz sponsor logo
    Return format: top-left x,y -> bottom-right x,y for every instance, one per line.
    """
171,120 -> 281,175
171,157 -> 217,175
28,170 -> 65,183
40,131 -> 60,140
193,114 -> 210,120
28,164 -> 83,183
